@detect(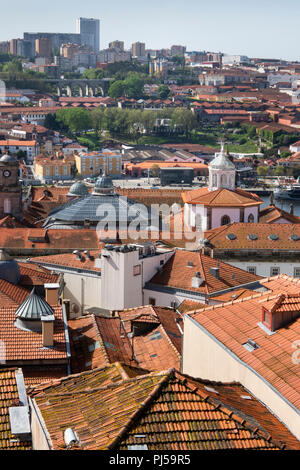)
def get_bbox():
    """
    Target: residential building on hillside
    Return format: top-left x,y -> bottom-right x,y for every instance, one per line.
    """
0,140 -> 39,162
34,157 -> 74,182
